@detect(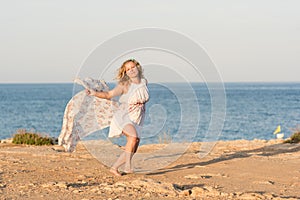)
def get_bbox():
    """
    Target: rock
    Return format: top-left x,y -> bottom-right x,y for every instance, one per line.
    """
115,187 -> 125,192
184,174 -> 200,179
253,193 -> 266,199
72,189 -> 83,194
272,197 -> 285,200
1,139 -> 300,199
253,180 -> 275,185
195,165 -> 206,168
203,186 -> 214,192
76,175 -> 87,181
291,182 -> 300,187
0,138 -> 12,143
238,193 -> 256,200
114,181 -> 127,188
144,192 -> 151,198
220,192 -> 230,198
202,186 -> 221,197
90,188 -> 100,193
103,186 -> 113,192
207,190 -> 221,197
55,182 -> 68,189
179,189 -> 191,197
184,173 -> 223,179
191,187 -> 205,197
264,193 -> 274,199
41,182 -> 56,188
130,179 -> 177,197
28,183 -> 35,187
